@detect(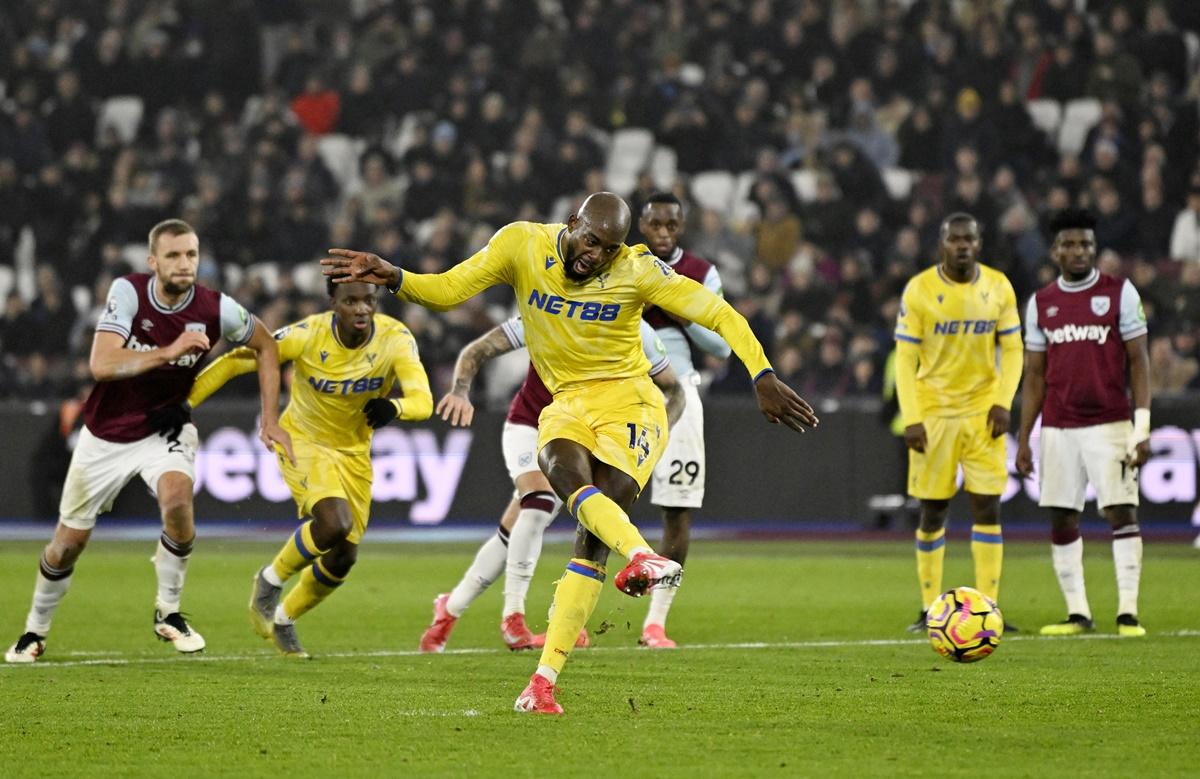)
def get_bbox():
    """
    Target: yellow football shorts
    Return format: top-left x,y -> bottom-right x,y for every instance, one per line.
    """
276,436 -> 373,544
537,375 -> 669,490
908,413 -> 1007,500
